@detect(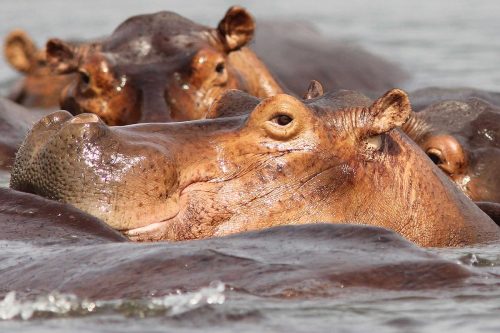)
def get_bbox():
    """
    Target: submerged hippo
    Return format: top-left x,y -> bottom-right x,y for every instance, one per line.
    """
3,29 -> 76,108
410,87 -> 500,111
46,6 -> 283,125
403,97 -> 500,204
11,88 -> 499,247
